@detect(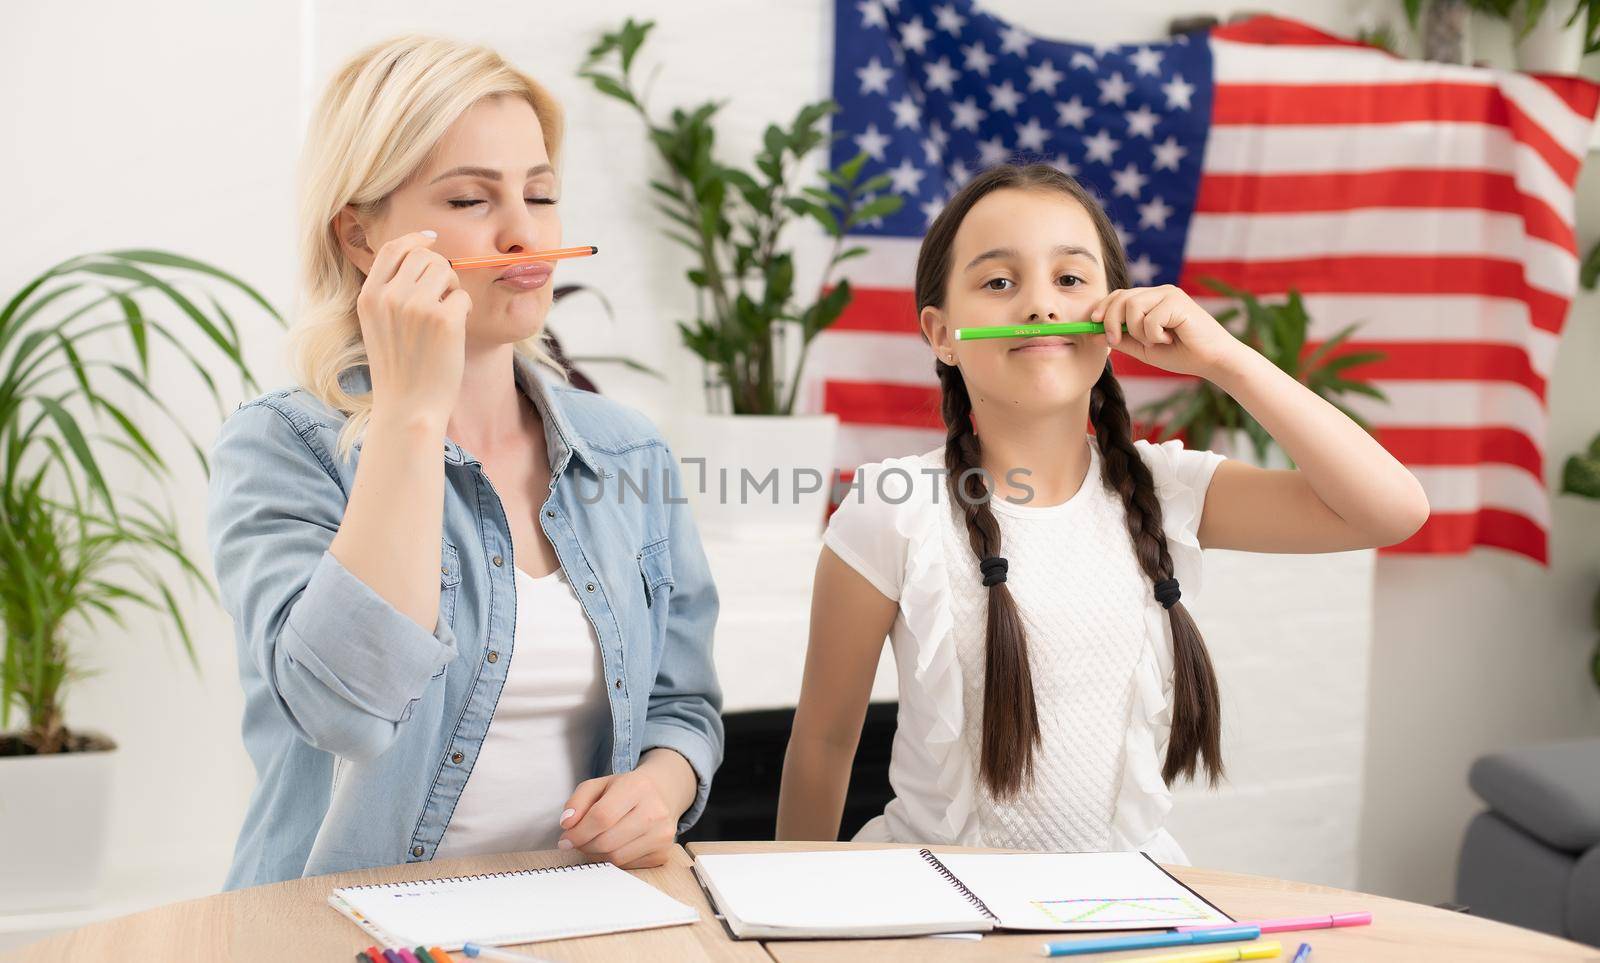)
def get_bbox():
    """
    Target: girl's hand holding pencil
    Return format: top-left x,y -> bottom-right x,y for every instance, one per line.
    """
955,284 -> 1247,381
